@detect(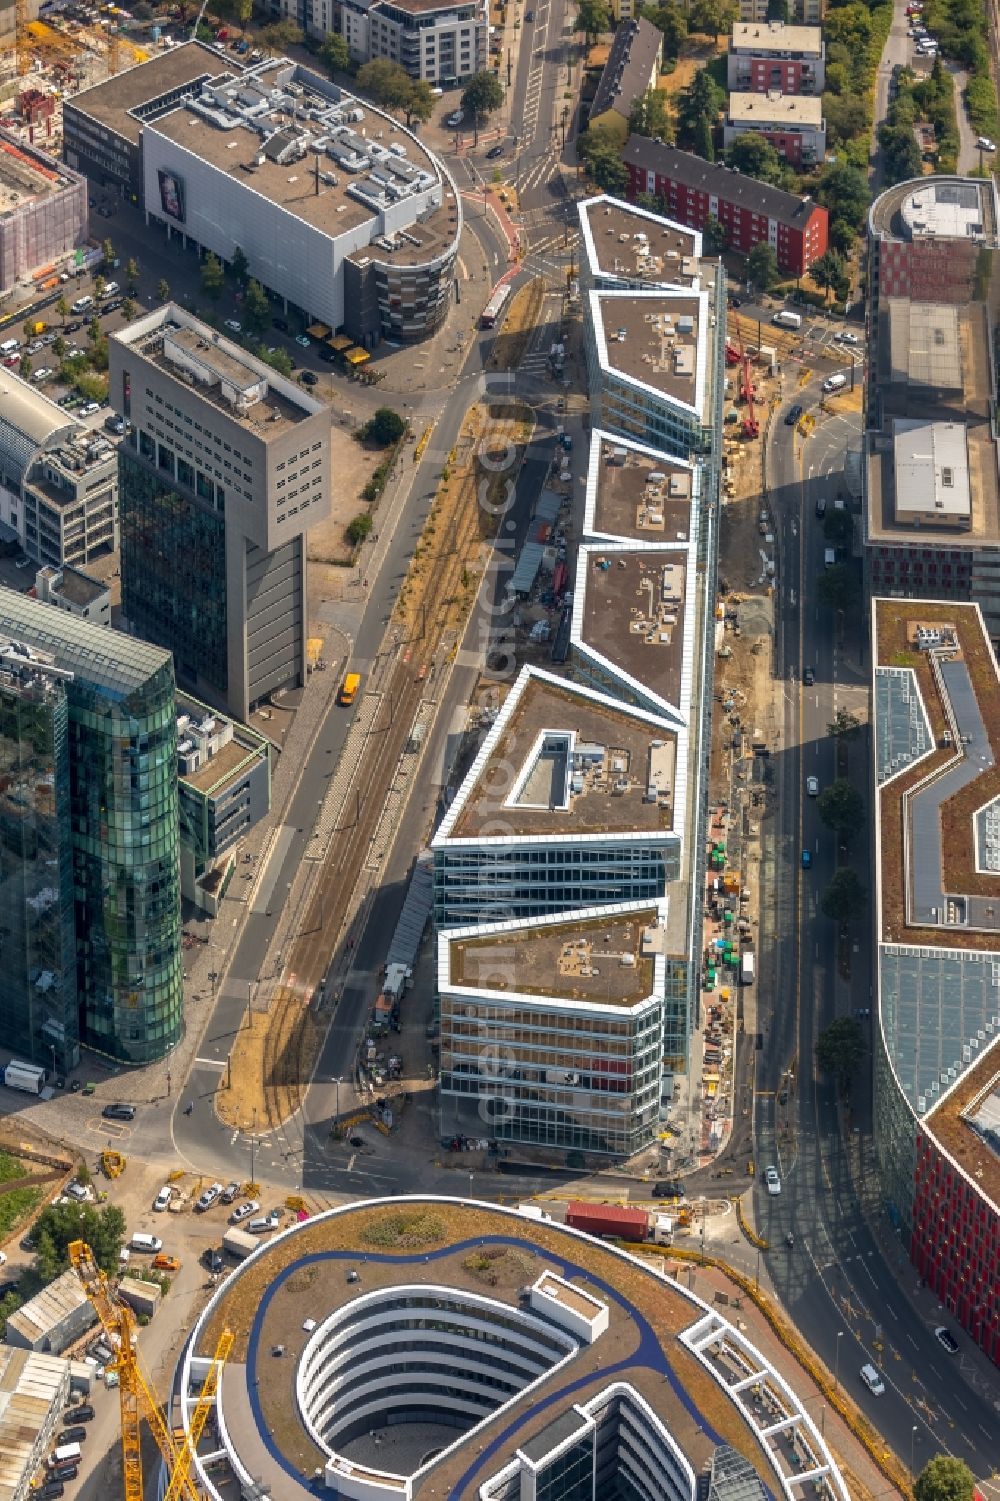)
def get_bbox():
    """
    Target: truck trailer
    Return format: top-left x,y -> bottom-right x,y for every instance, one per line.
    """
3,1060 -> 46,1094
564,1202 -> 672,1245
222,1228 -> 259,1260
